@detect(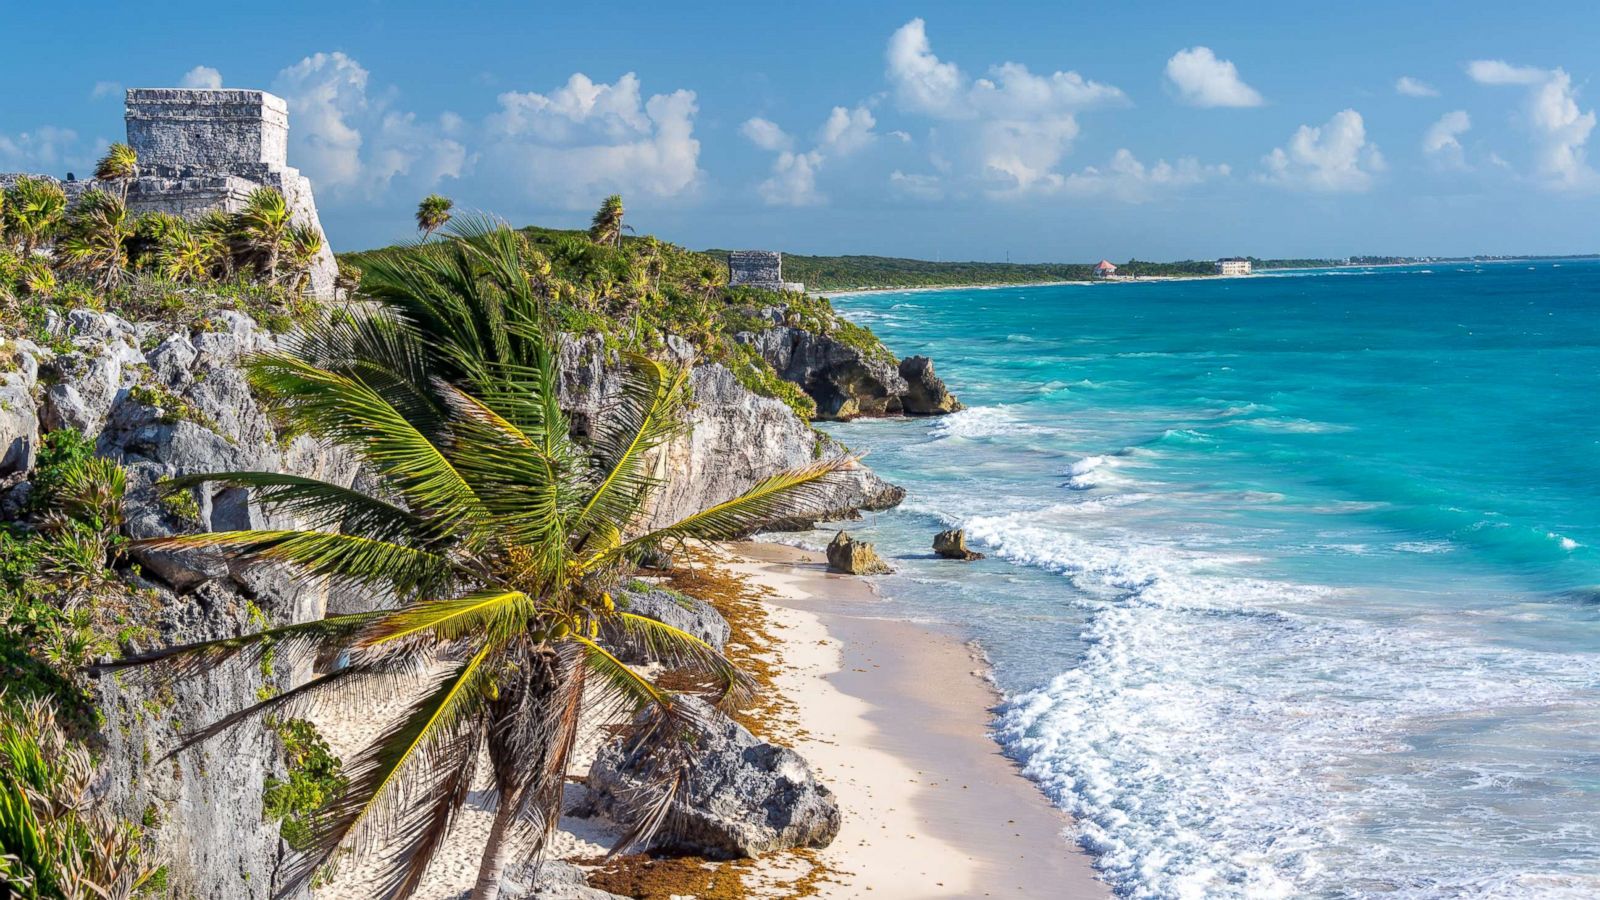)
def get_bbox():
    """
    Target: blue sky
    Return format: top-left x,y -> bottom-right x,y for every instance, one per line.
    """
4,0 -> 1599,260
